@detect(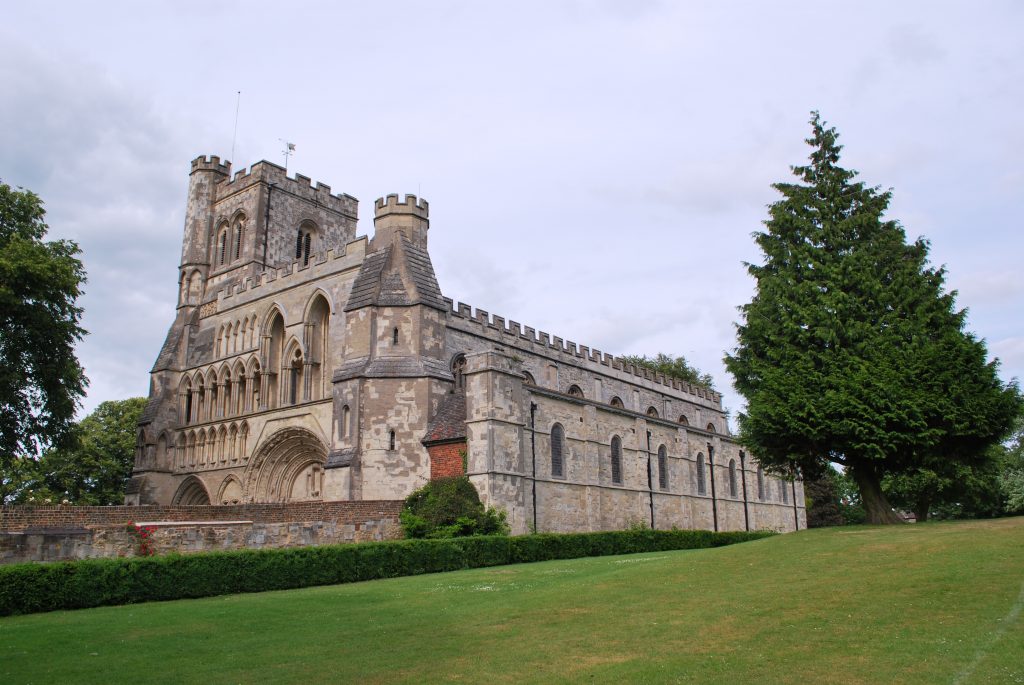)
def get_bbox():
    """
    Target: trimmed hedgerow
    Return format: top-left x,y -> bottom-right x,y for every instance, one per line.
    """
0,528 -> 774,616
